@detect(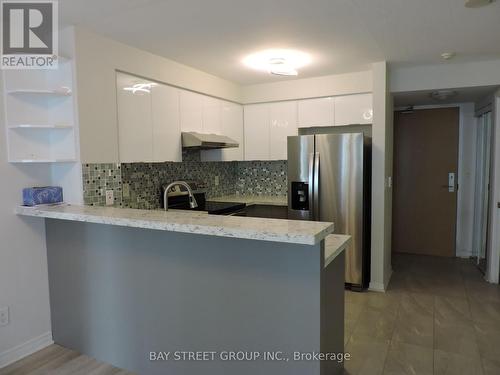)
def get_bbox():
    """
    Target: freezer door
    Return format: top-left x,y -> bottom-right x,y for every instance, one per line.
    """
287,135 -> 315,220
315,133 -> 365,285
